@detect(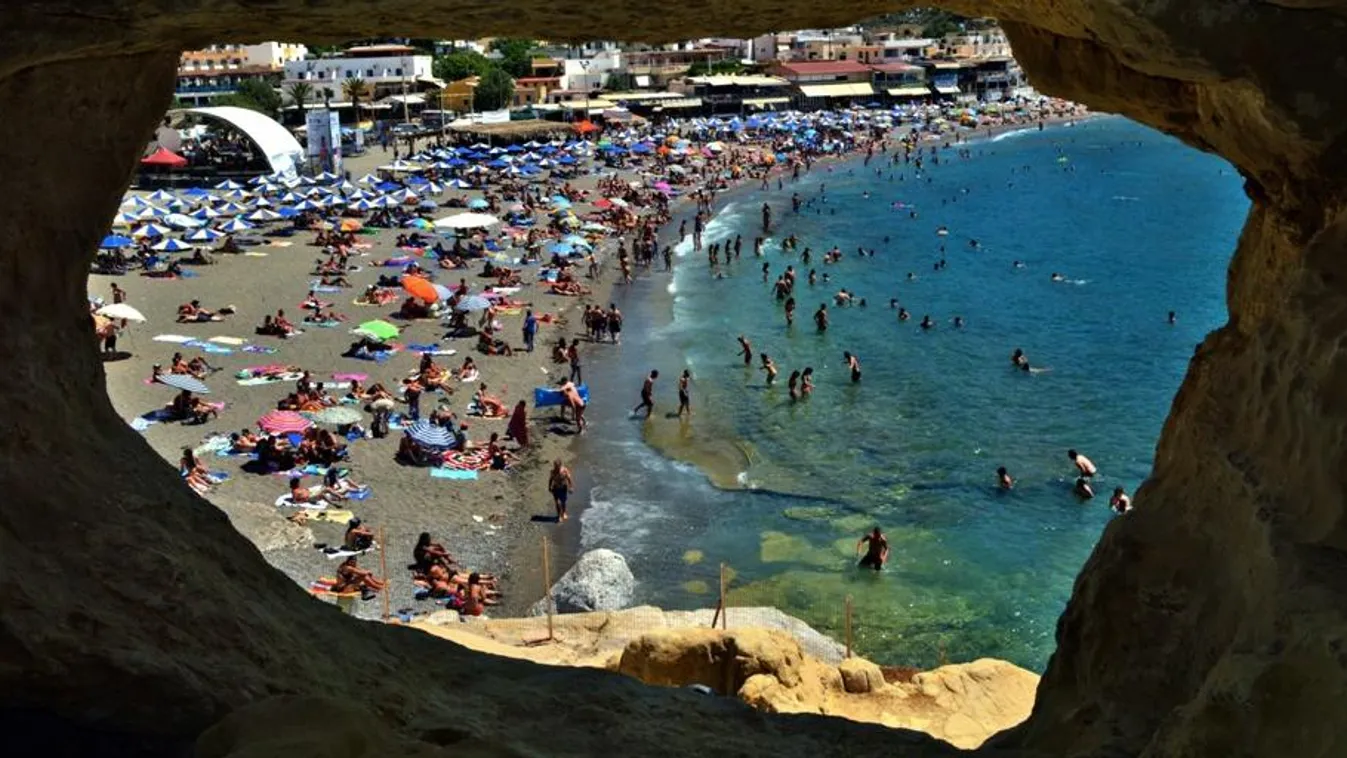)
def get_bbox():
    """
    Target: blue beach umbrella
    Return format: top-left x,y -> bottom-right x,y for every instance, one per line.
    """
406,420 -> 453,449
468,198 -> 489,210
454,295 -> 492,312
217,217 -> 254,233
214,179 -> 243,190
185,227 -> 223,243
100,234 -> 133,249
152,237 -> 193,253
132,223 -> 171,239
